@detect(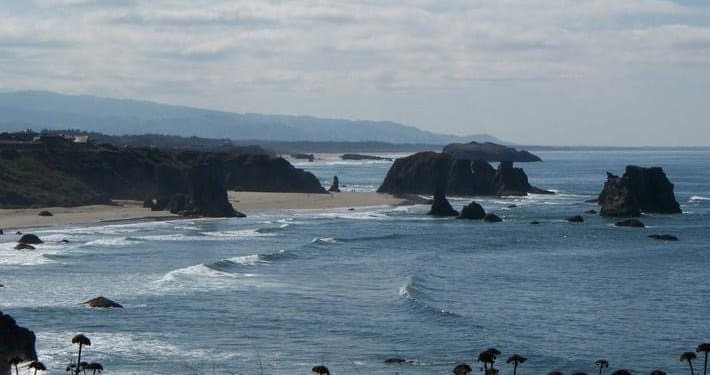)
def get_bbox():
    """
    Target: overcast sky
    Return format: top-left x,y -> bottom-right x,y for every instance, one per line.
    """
1,0 -> 709,145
